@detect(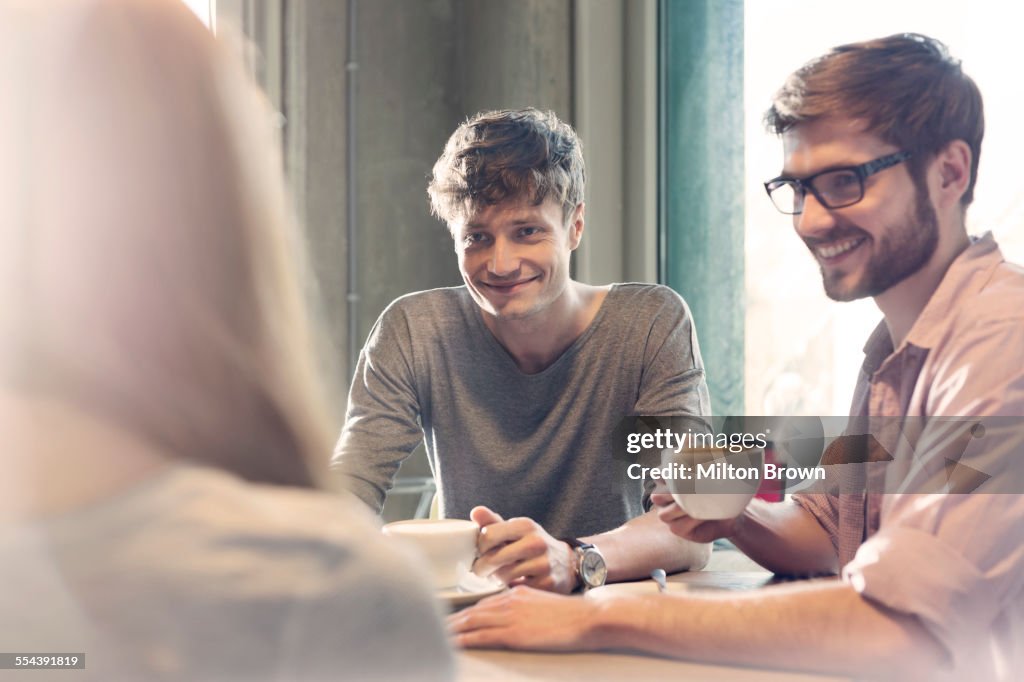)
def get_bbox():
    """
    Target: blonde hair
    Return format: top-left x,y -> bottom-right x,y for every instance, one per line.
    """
0,0 -> 335,487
